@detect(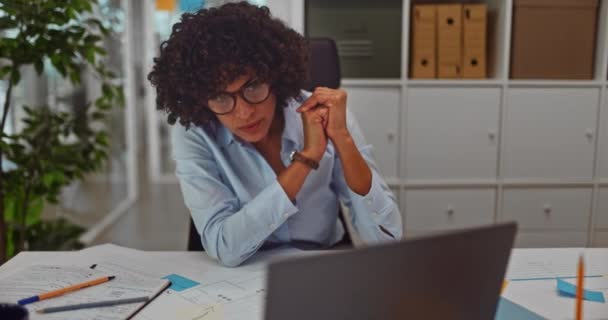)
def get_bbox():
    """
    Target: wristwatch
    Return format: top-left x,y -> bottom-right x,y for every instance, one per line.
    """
289,151 -> 319,170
